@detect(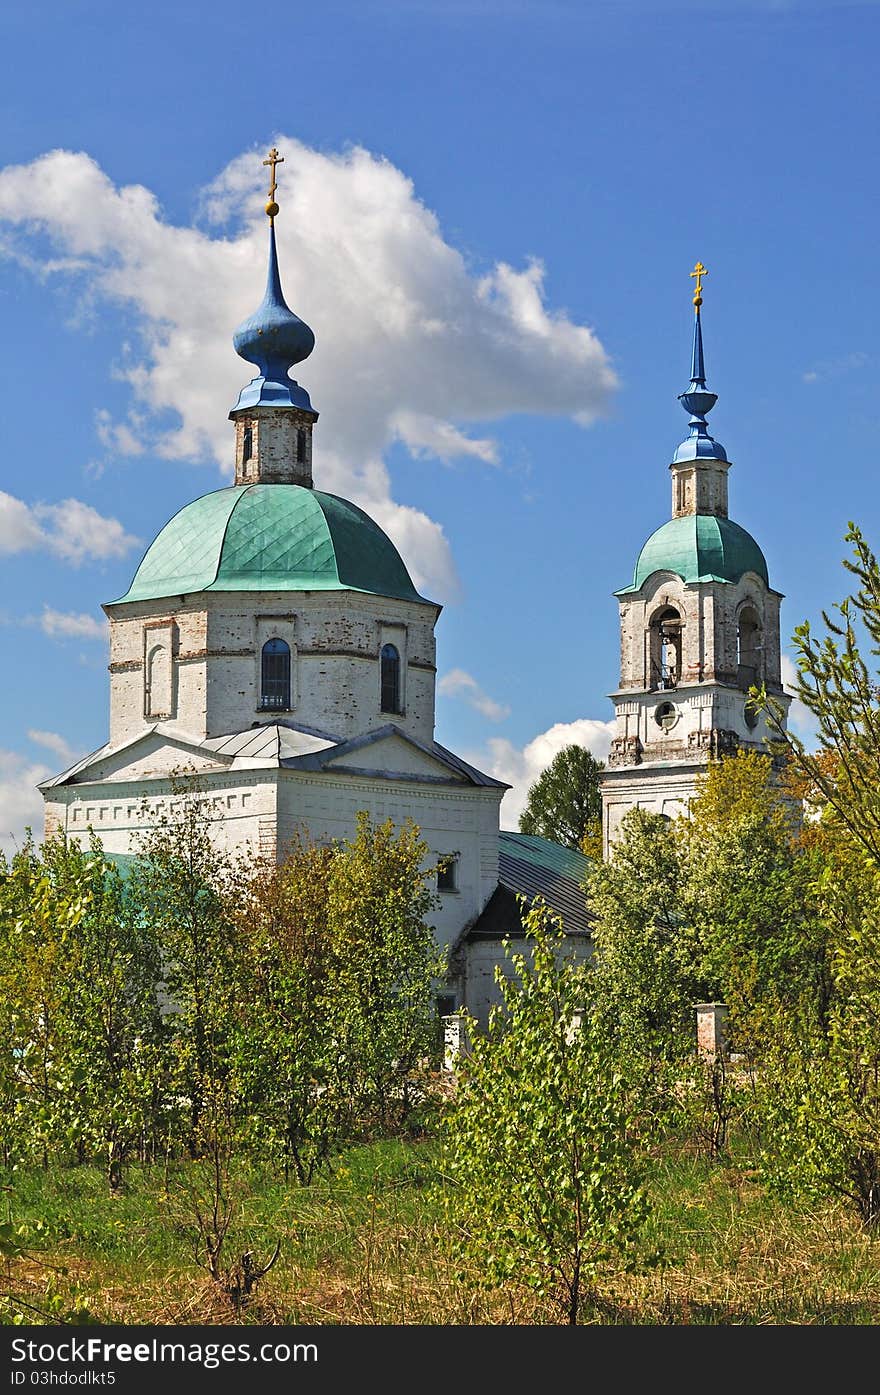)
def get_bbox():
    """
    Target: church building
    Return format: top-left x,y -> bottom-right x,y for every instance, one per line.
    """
600,263 -> 790,852
39,152 -> 593,1026
37,158 -> 785,1022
